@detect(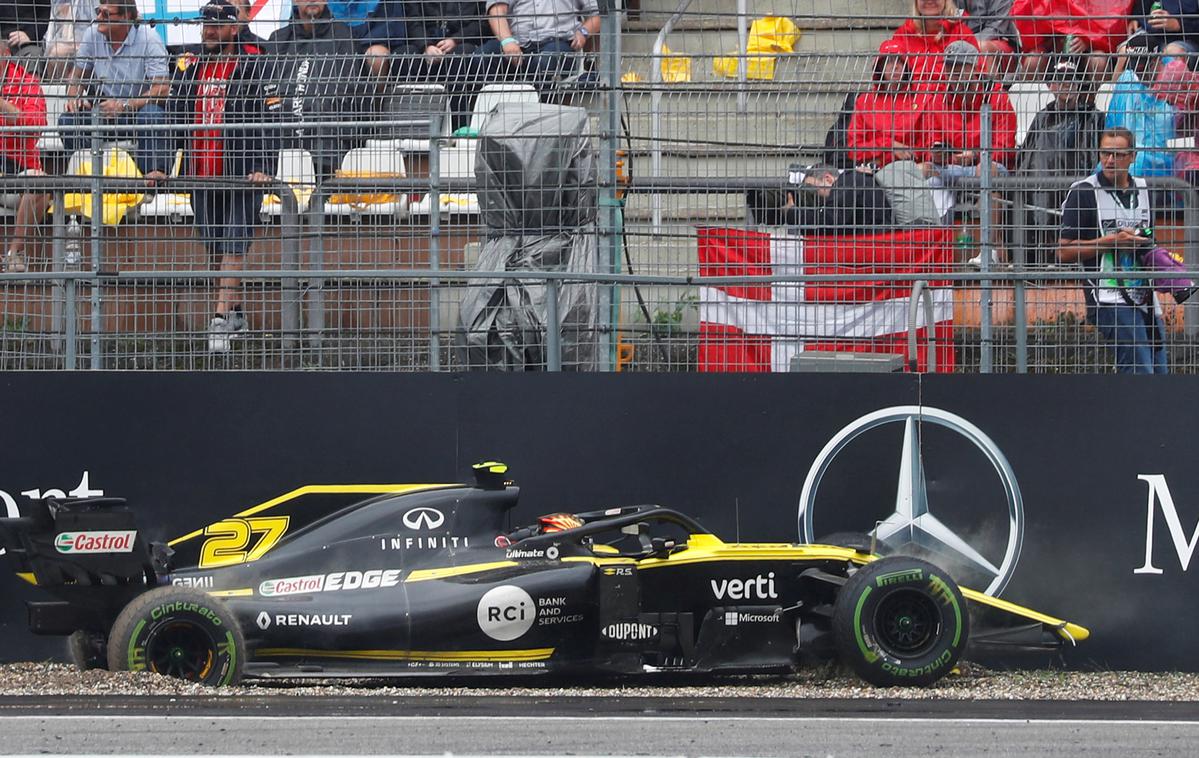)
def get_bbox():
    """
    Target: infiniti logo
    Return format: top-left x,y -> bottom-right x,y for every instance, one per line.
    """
402,506 -> 445,531
797,406 -> 1024,597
